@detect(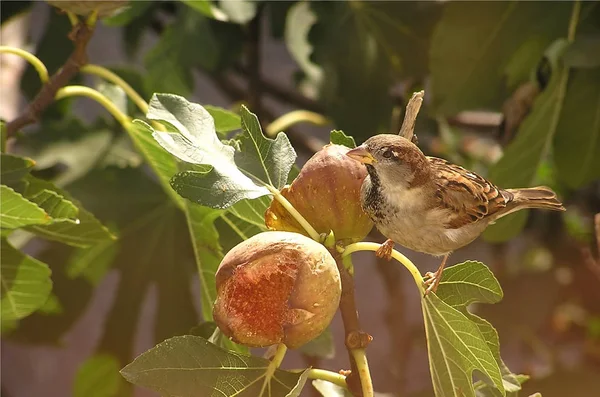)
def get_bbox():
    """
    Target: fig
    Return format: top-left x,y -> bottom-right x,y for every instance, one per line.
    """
46,1 -> 129,17
265,144 -> 373,244
213,231 -> 341,348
